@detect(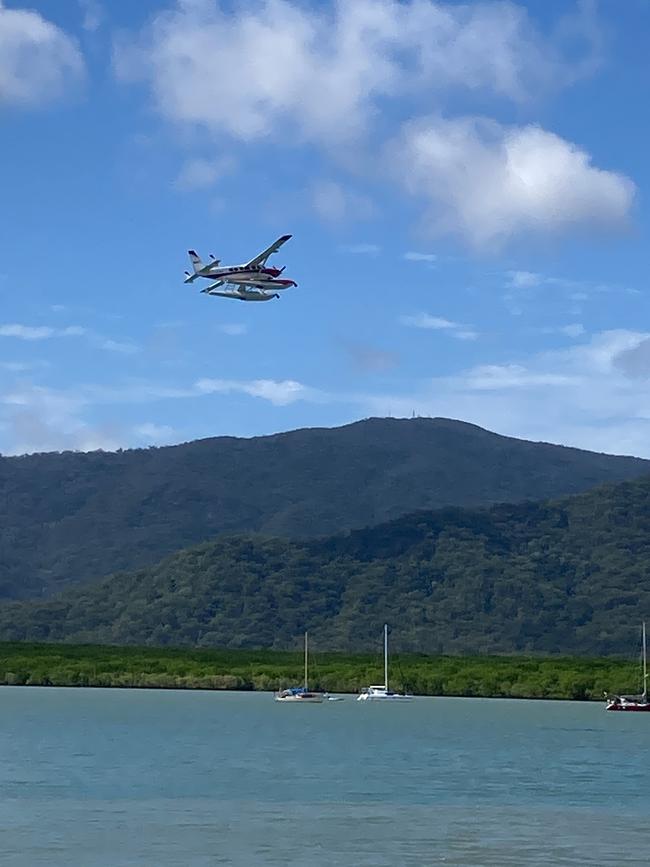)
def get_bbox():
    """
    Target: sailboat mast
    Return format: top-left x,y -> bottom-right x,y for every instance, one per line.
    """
643,620 -> 648,701
304,631 -> 308,692
384,623 -> 389,692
